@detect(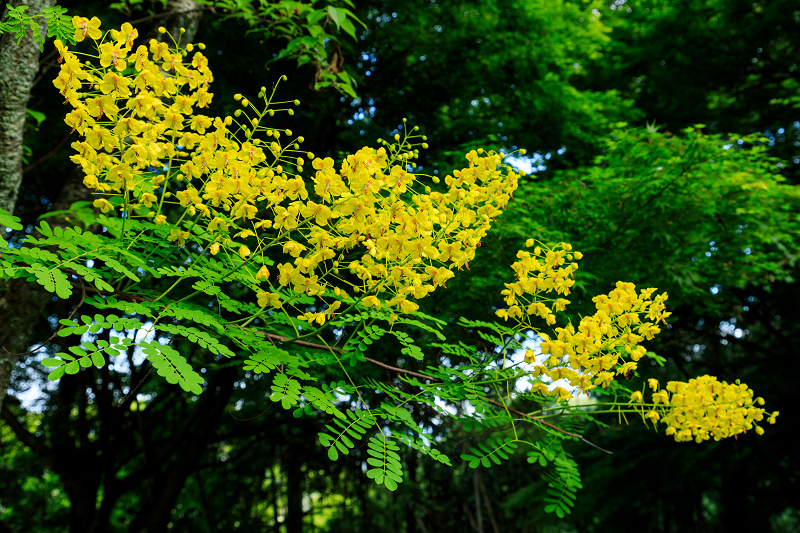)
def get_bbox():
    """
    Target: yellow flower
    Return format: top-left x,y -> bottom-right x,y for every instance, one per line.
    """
110,22 -> 138,48
72,16 -> 102,42
362,295 -> 382,309
644,410 -> 660,423
83,175 -> 98,188
141,193 -> 158,207
238,245 -> 251,259
92,198 -> 114,213
98,72 -> 132,97
256,291 -> 282,308
99,42 -> 128,71
168,229 -> 189,246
